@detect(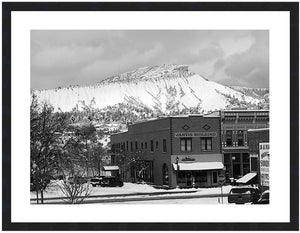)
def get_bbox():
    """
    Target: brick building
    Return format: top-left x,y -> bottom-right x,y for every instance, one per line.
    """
206,110 -> 269,180
110,115 -> 223,188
